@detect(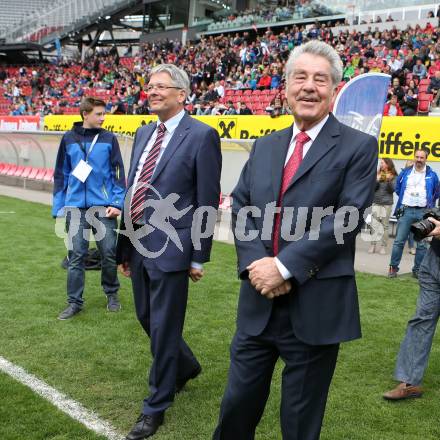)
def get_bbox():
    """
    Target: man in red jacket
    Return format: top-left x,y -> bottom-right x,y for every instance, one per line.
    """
383,94 -> 404,116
